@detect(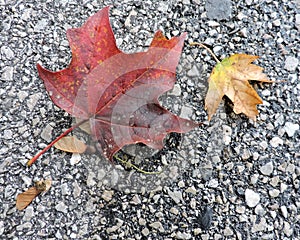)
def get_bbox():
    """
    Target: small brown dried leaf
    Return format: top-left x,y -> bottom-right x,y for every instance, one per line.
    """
54,136 -> 87,153
16,187 -> 41,210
